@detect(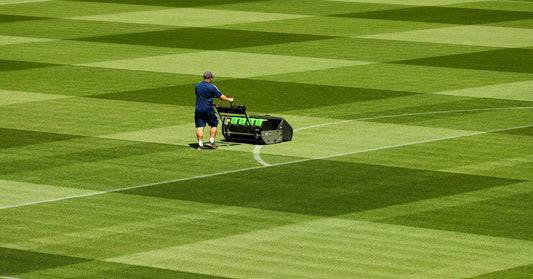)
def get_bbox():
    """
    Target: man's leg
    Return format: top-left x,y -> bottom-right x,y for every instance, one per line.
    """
197,126 -> 205,141
208,126 -> 218,149
209,126 -> 217,140
196,126 -> 205,150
